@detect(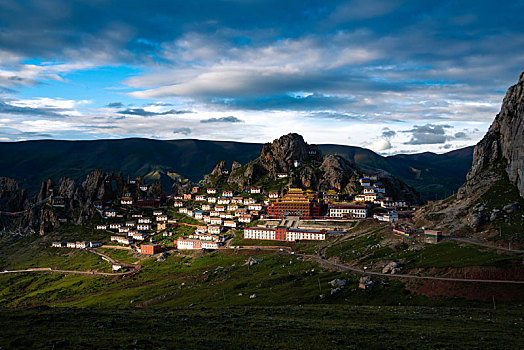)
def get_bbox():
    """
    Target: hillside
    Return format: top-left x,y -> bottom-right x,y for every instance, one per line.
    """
320,145 -> 474,200
2,138 -> 473,199
1,138 -> 262,194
